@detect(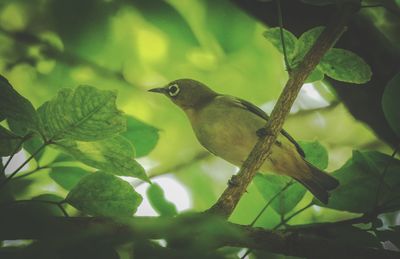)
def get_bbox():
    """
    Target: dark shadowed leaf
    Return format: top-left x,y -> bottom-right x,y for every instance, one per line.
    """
319,48 -> 372,84
55,136 -> 148,181
8,119 -> 46,161
382,72 -> 400,137
122,115 -> 159,157
318,151 -> 400,213
147,183 -> 178,216
0,75 -> 41,133
66,171 -> 142,217
0,125 -> 22,156
49,166 -> 91,190
299,140 -> 329,170
254,173 -> 306,215
38,86 -> 126,141
263,28 -> 298,60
